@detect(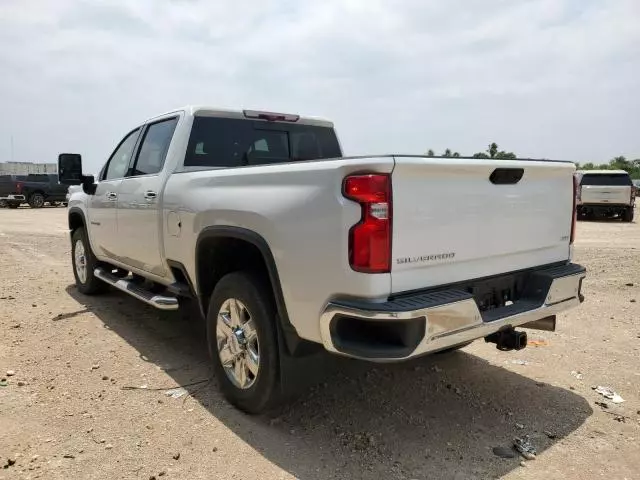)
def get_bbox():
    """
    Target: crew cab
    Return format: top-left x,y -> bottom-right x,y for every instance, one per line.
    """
59,106 -> 586,413
0,173 -> 68,208
576,170 -> 635,222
